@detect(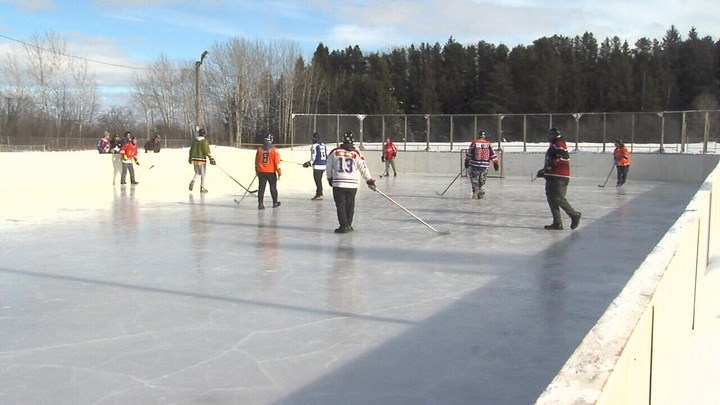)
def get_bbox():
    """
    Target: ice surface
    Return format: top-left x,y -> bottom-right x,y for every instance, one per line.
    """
0,149 -> 701,404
